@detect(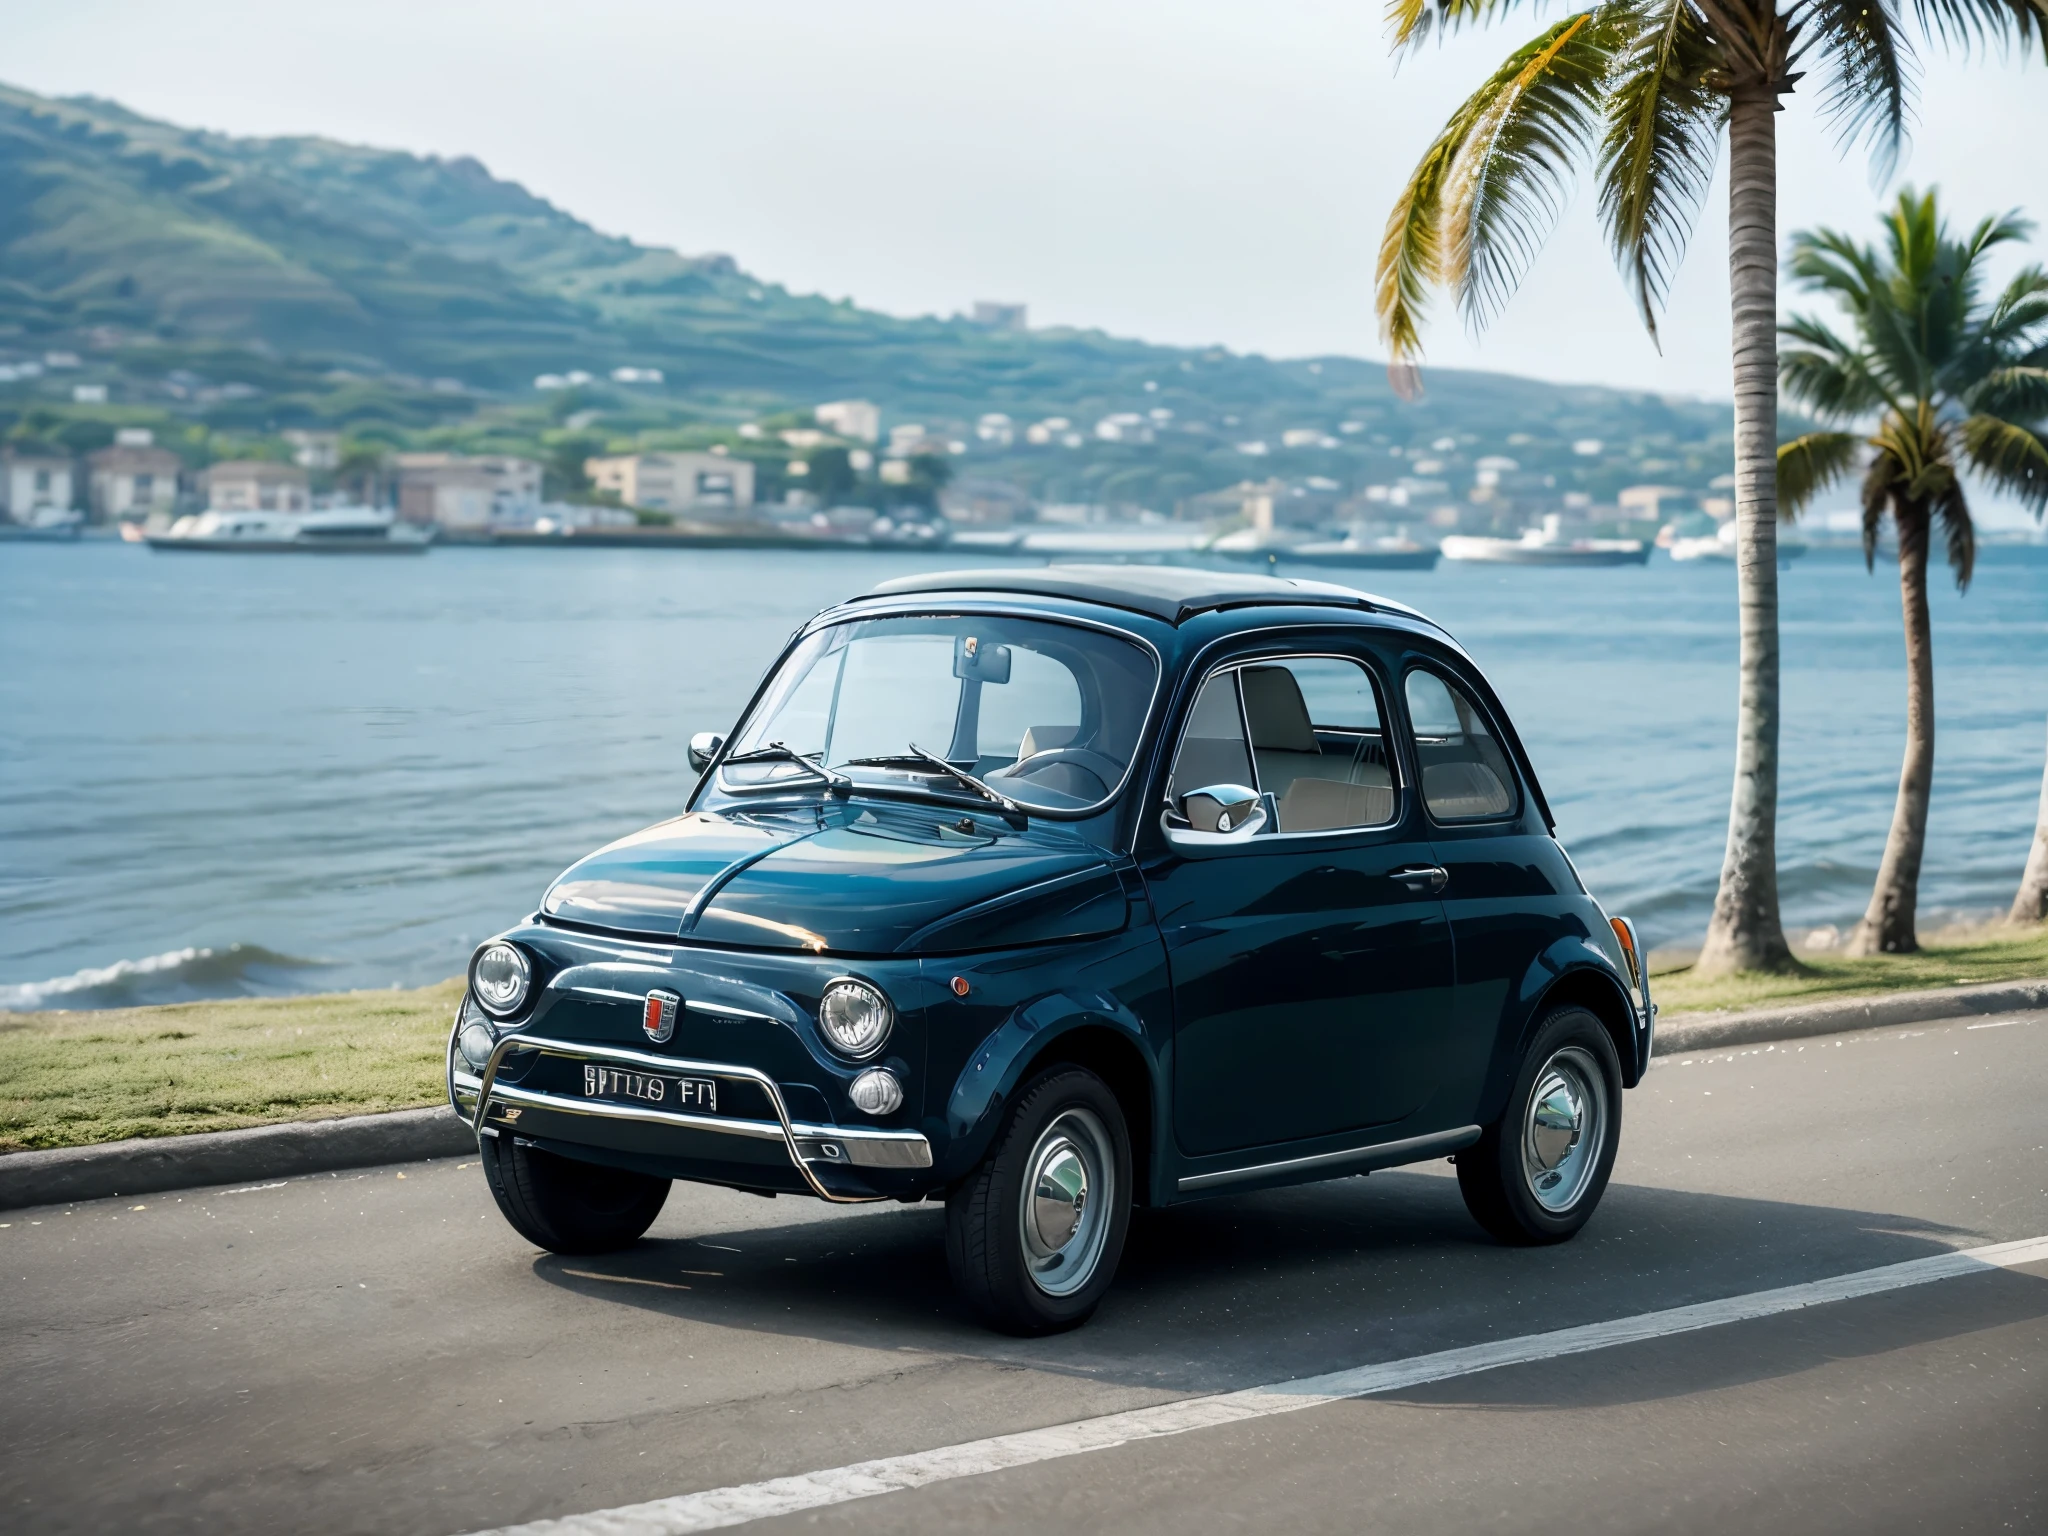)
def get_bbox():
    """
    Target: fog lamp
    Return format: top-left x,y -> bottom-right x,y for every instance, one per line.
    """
848,1067 -> 904,1116
458,1022 -> 497,1071
471,942 -> 531,1018
818,978 -> 892,1058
